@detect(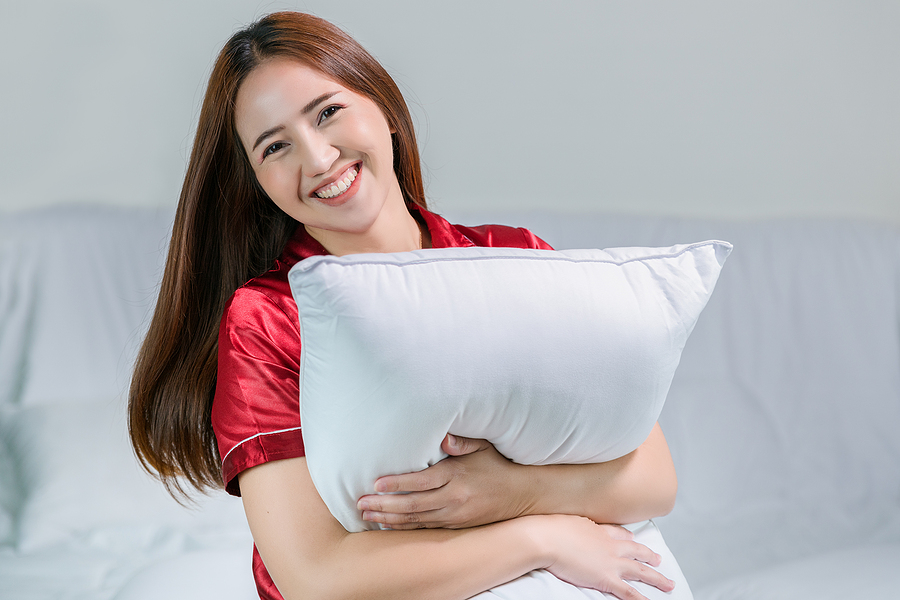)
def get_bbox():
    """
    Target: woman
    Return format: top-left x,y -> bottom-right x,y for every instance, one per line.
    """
129,11 -> 679,600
